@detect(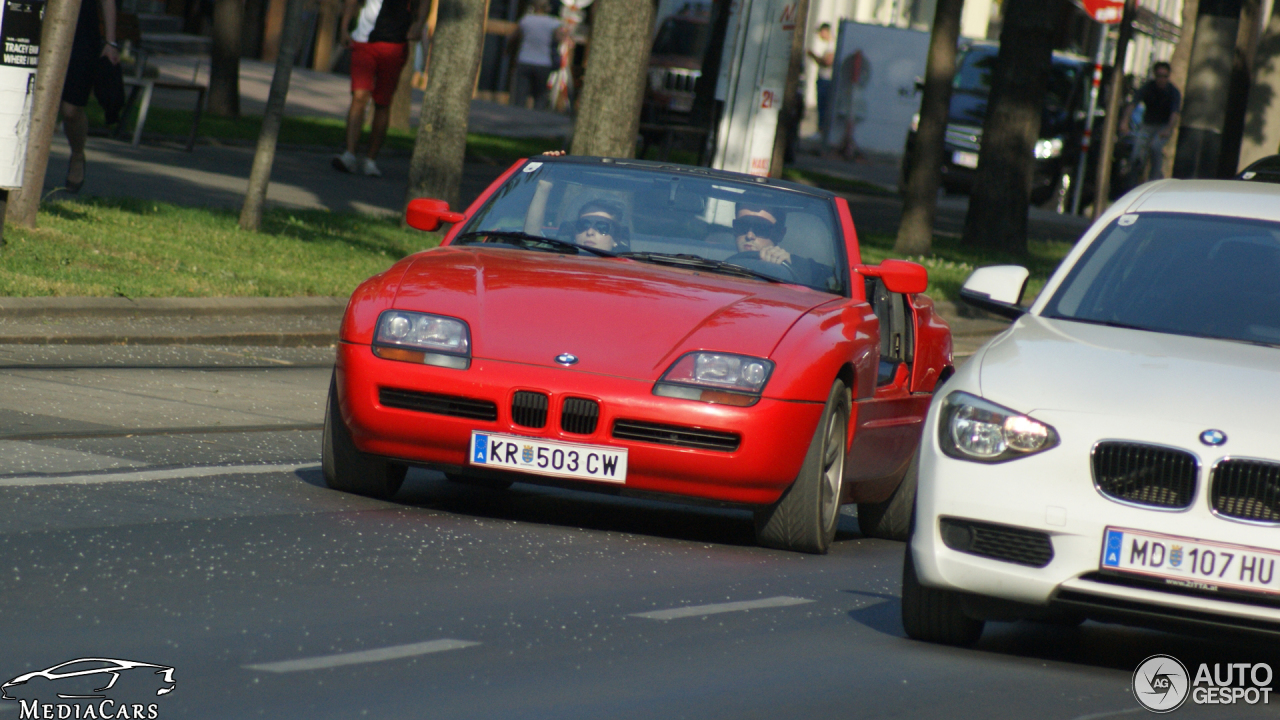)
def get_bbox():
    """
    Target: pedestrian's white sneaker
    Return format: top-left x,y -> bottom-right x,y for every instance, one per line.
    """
361,158 -> 382,177
332,151 -> 357,173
